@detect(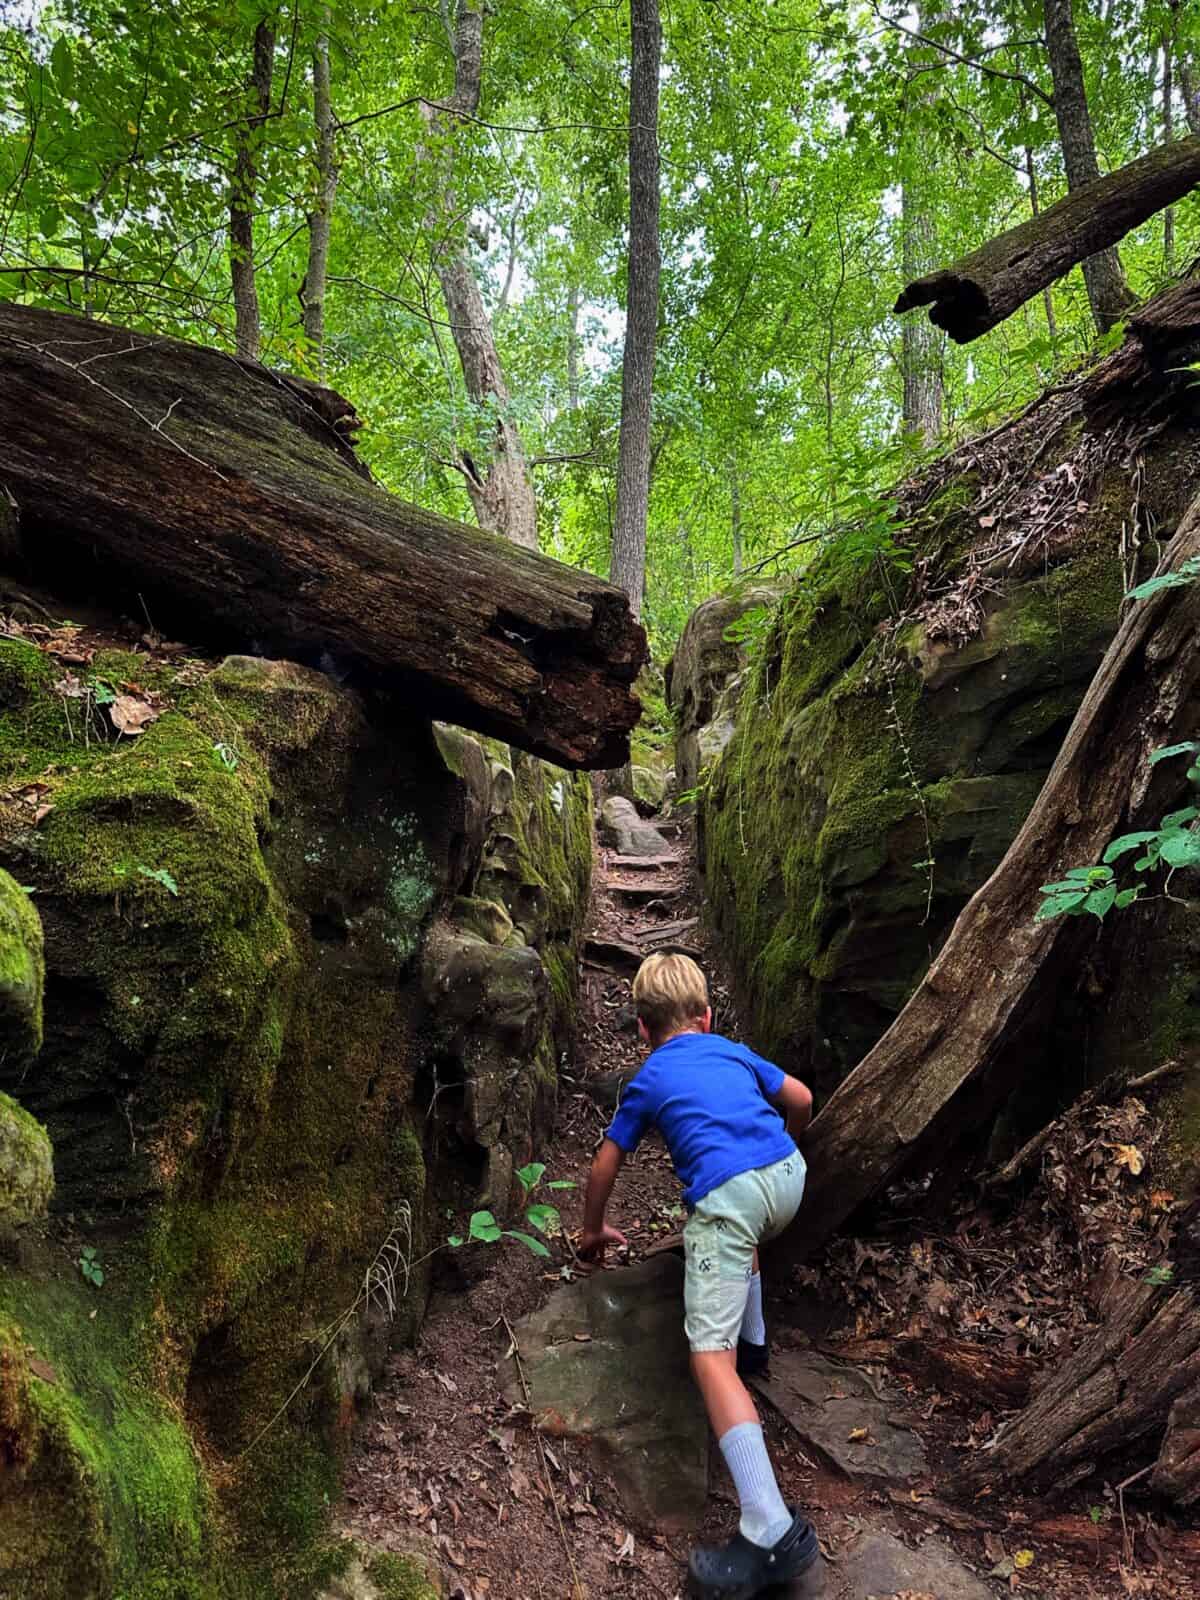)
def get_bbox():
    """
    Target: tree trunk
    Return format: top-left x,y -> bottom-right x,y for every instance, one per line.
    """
422,1 -> 538,551
302,19 -> 338,371
1169,0 -> 1200,135
230,19 -> 275,362
609,0 -> 662,621
1043,0 -> 1133,333
900,3 -> 943,446
775,467 -> 1200,1264
1023,138 -> 1058,340
1163,40 -> 1177,275
895,134 -> 1200,342
0,303 -> 645,768
566,281 -> 581,413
